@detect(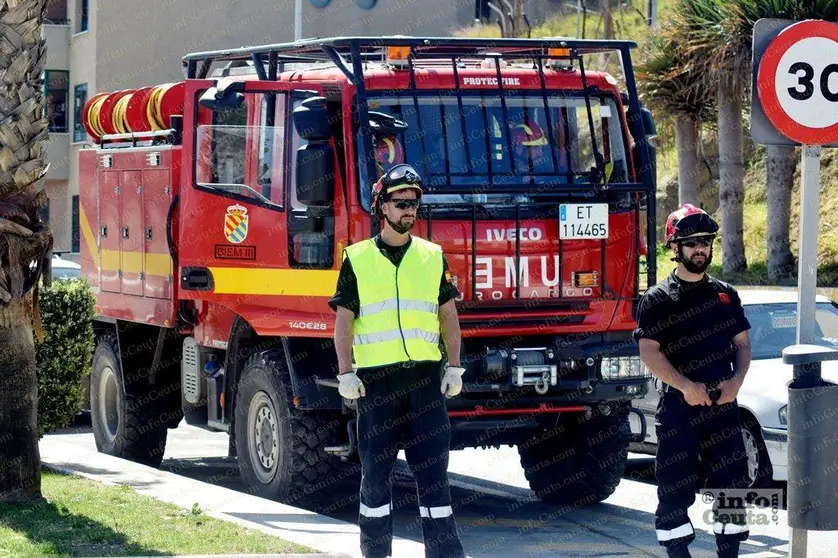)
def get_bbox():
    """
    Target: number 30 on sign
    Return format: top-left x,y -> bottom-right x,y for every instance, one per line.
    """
757,20 -> 838,145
